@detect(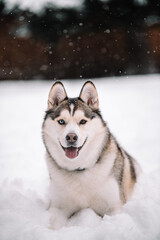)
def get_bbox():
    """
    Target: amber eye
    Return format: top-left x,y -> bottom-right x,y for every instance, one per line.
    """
58,119 -> 65,125
80,119 -> 87,125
